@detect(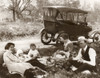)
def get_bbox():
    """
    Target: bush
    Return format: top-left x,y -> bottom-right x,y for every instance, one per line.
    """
0,21 -> 43,41
0,26 -> 13,40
